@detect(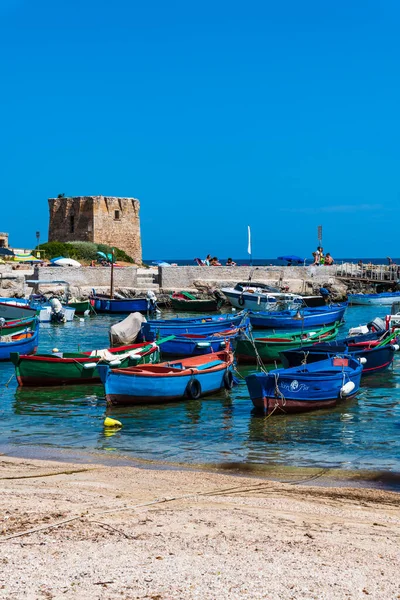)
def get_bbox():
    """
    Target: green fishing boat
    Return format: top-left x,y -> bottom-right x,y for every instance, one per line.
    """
0,316 -> 37,336
235,322 -> 340,364
170,291 -> 223,312
66,299 -> 93,315
10,340 -> 162,386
